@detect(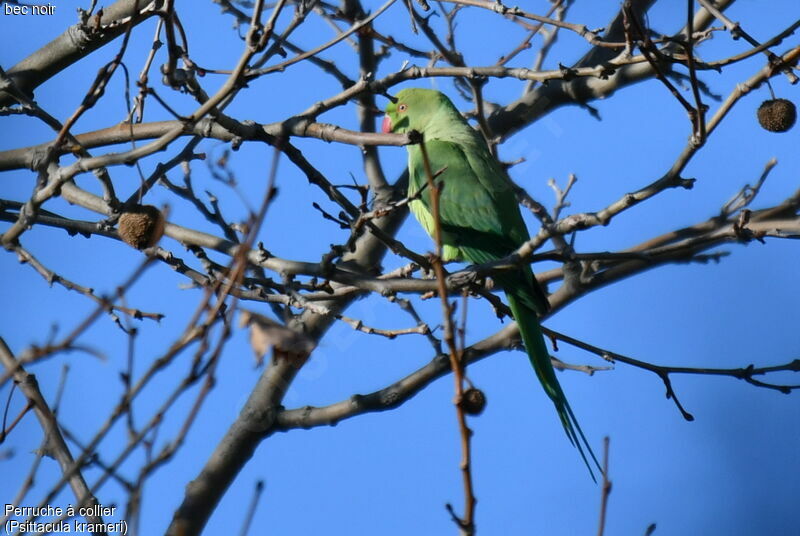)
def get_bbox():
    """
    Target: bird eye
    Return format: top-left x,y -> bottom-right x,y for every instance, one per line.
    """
398,103 -> 407,112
